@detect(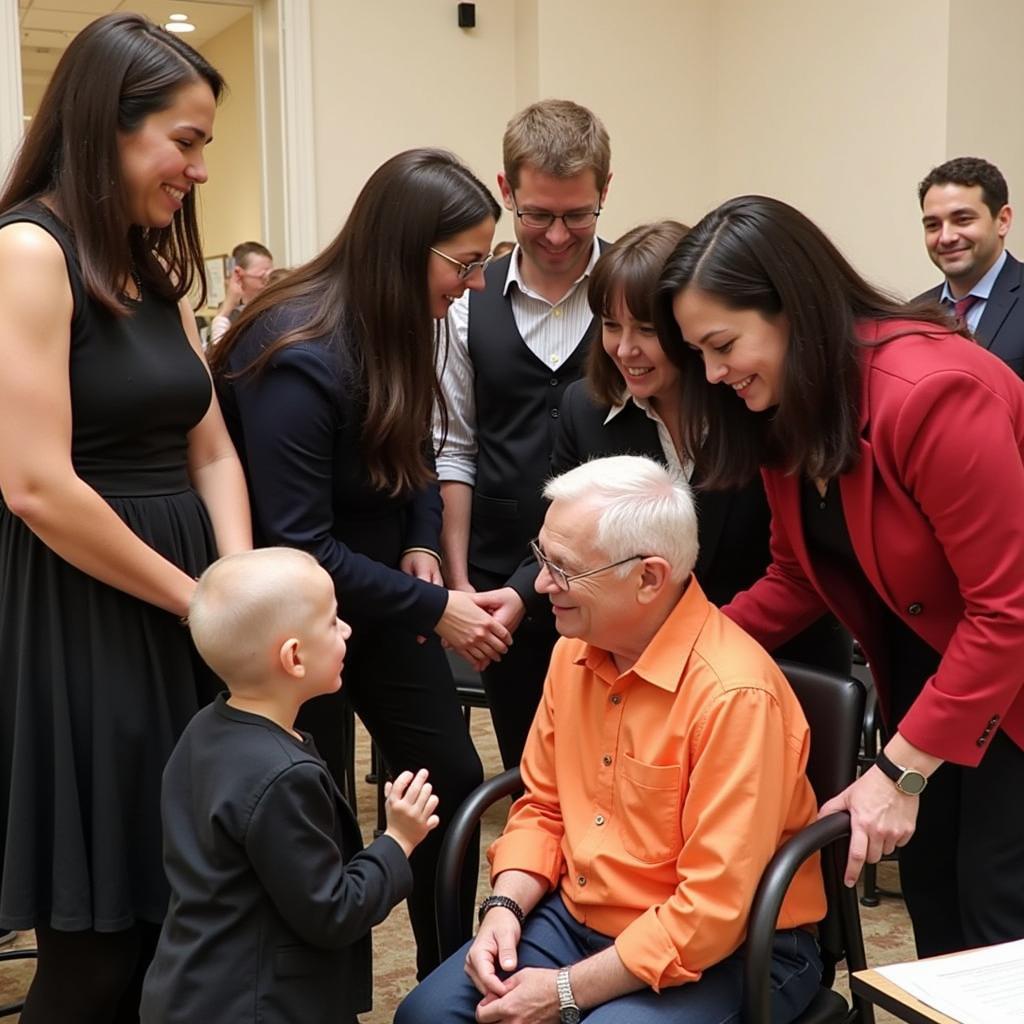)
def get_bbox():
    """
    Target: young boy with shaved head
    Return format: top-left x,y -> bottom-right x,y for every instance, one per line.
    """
141,548 -> 438,1024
